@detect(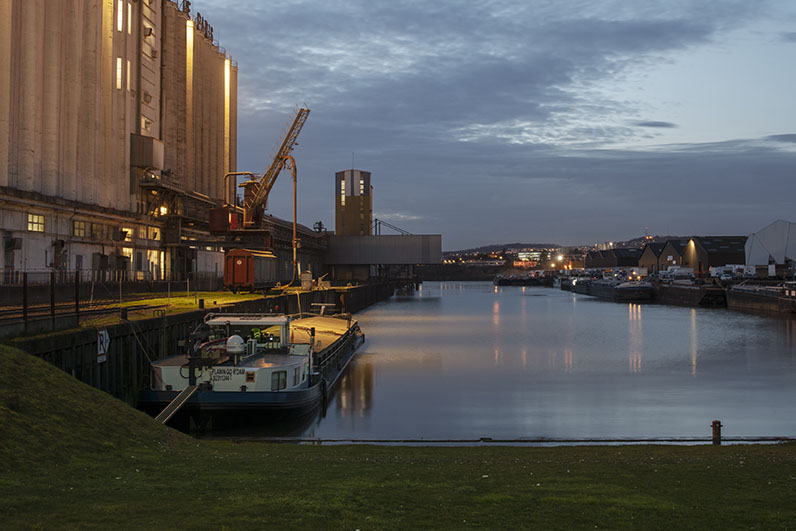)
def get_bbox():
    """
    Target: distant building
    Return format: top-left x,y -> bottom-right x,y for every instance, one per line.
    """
584,248 -> 640,269
745,219 -> 796,277
335,169 -> 372,236
682,236 -> 747,276
659,239 -> 689,270
638,242 -> 665,273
